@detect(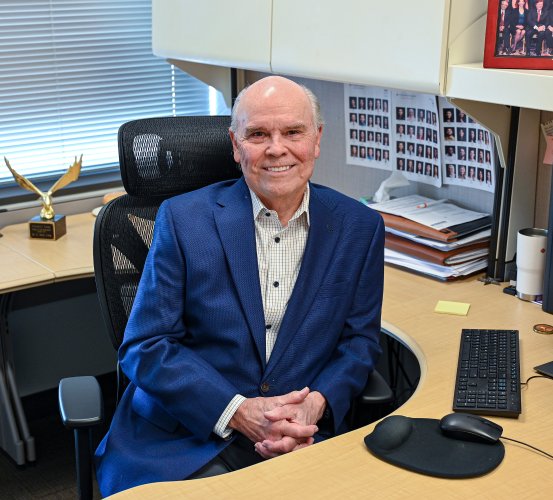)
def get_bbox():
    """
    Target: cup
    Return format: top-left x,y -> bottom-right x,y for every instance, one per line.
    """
516,228 -> 548,301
